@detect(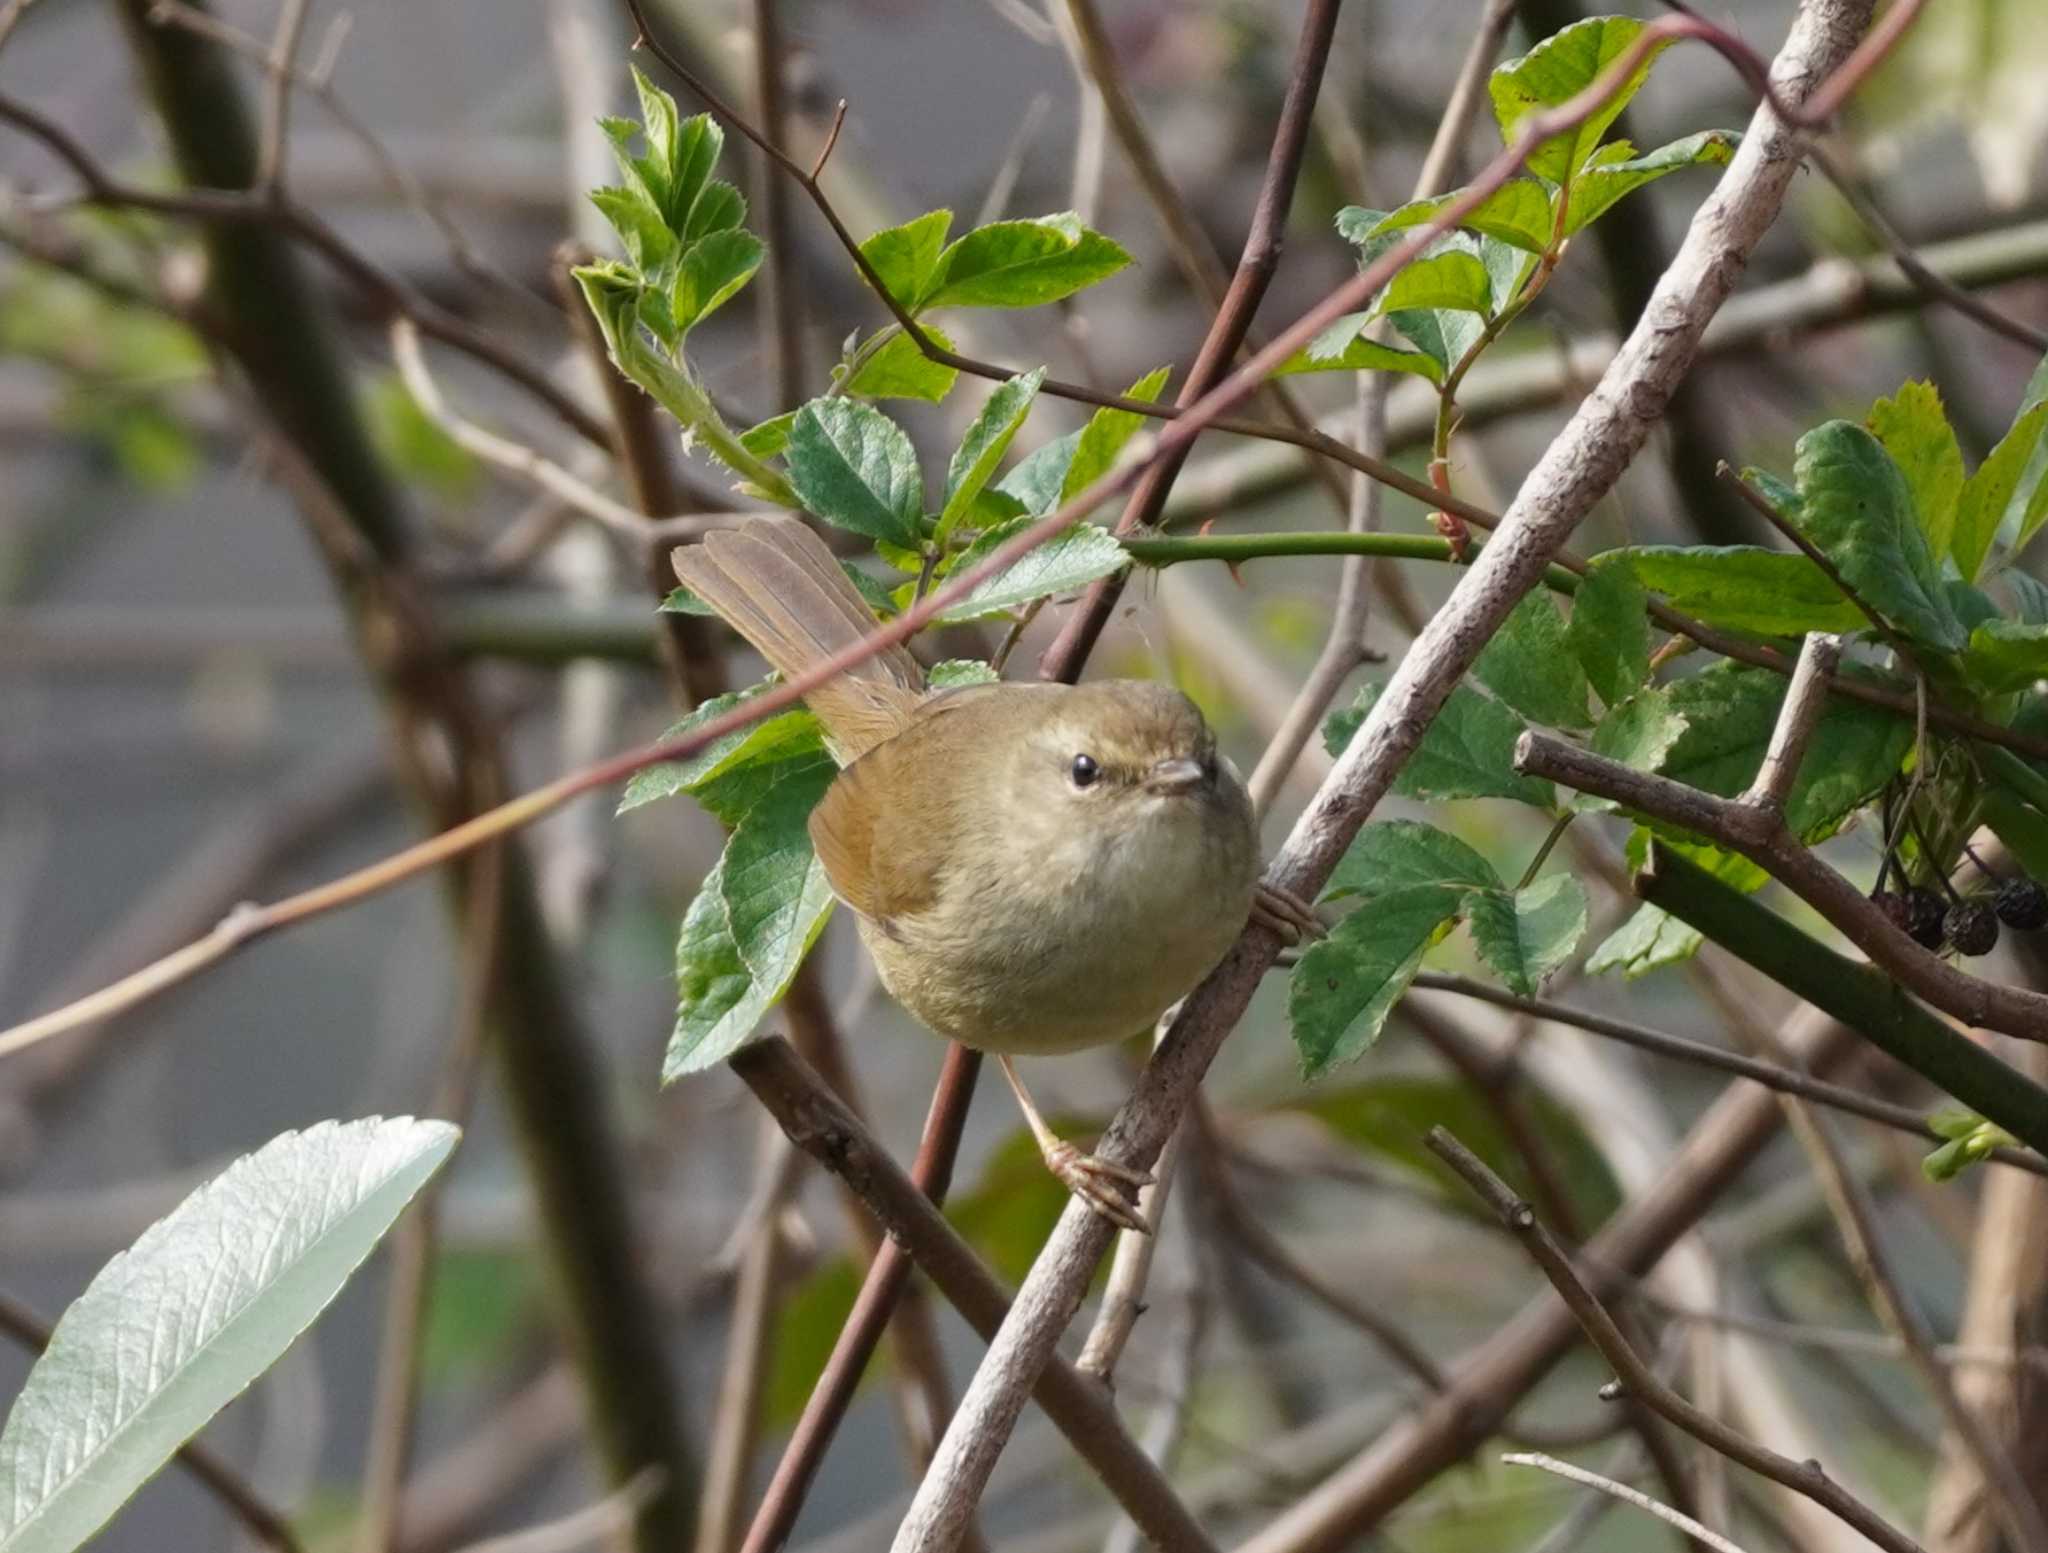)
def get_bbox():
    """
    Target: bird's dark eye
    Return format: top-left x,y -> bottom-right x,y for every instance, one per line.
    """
1069,753 -> 1100,789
